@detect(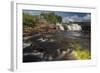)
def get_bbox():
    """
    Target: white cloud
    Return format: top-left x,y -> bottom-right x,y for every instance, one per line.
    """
83,14 -> 91,21
62,14 -> 91,23
70,15 -> 82,22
